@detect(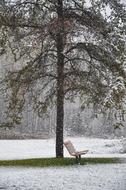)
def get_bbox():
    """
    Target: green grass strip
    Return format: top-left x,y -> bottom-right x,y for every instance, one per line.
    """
0,157 -> 120,167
